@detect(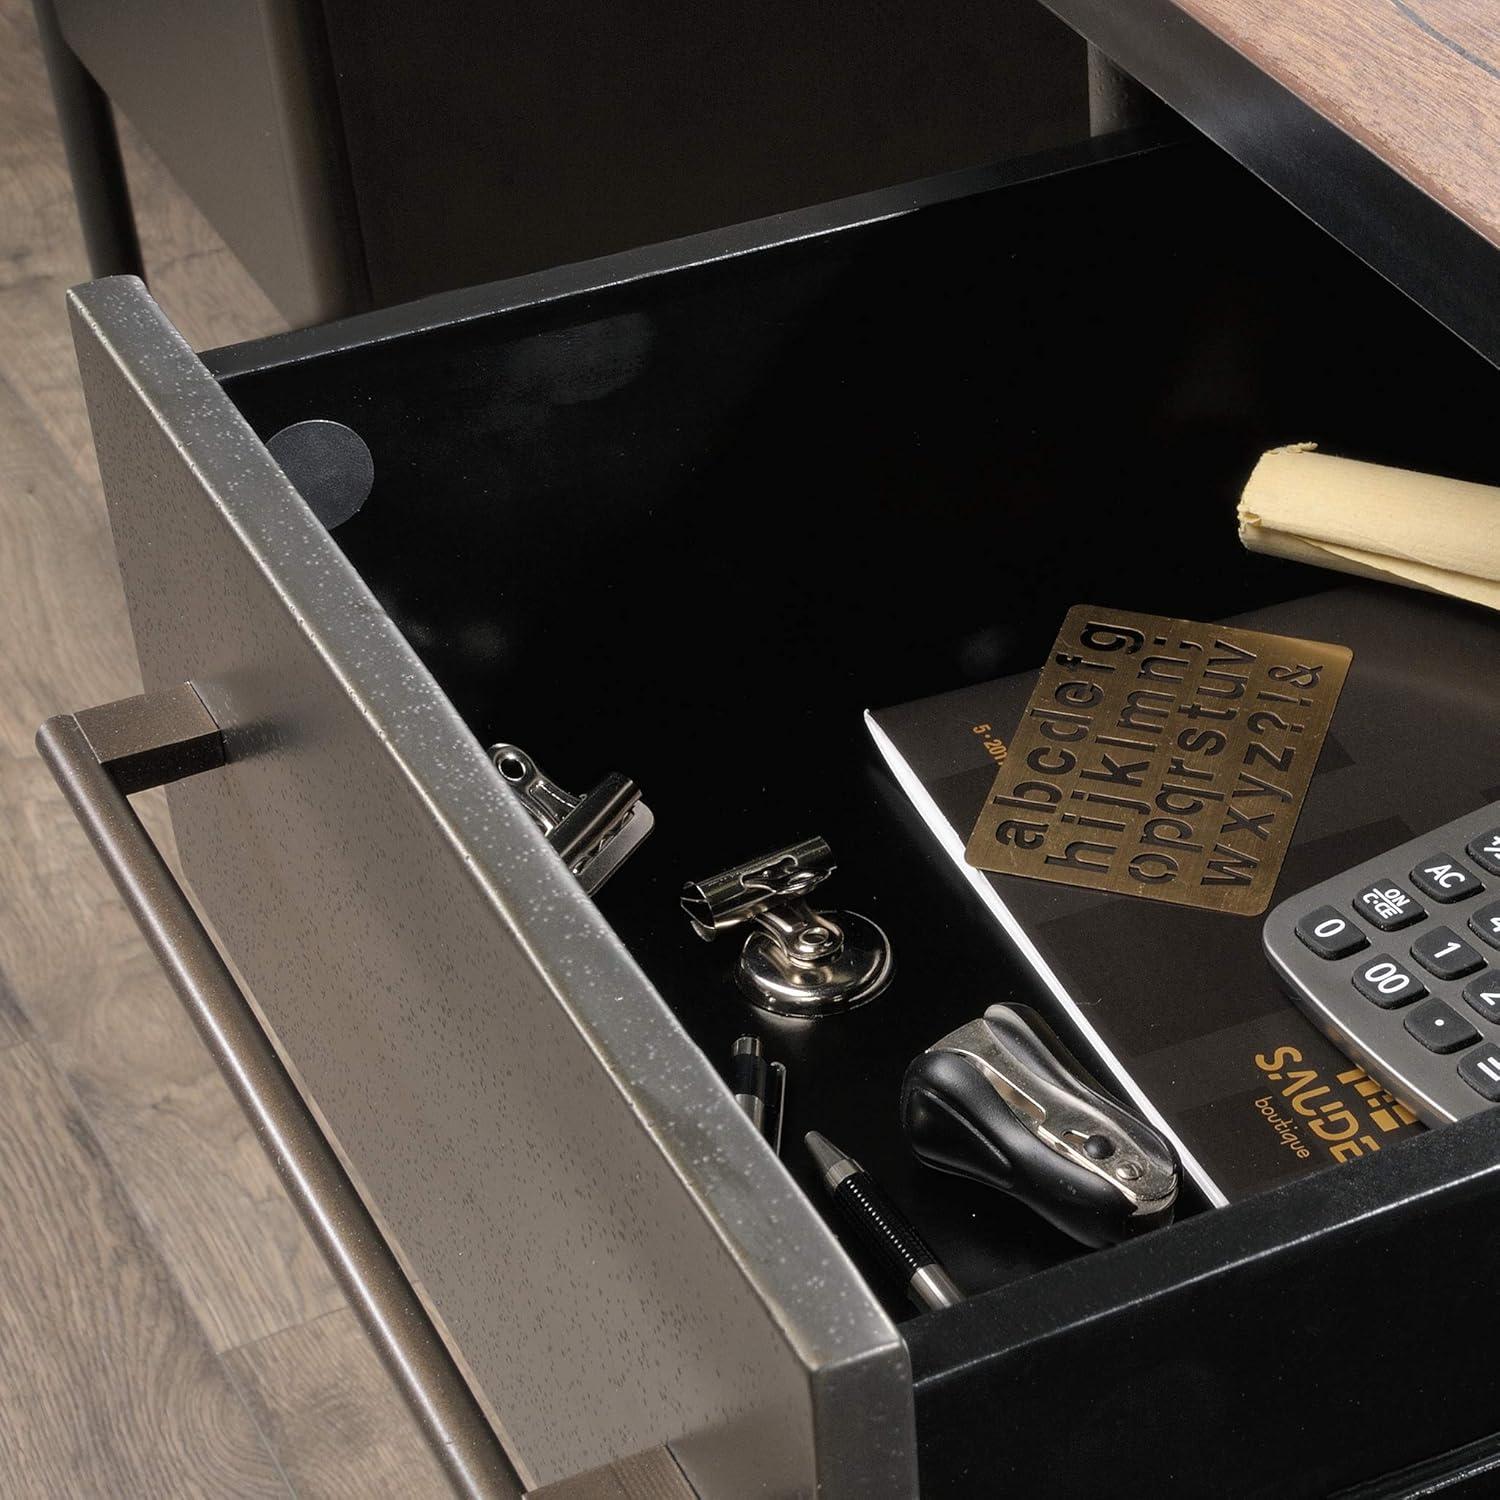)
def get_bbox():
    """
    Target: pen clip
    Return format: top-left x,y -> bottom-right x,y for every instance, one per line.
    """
765,1061 -> 787,1157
